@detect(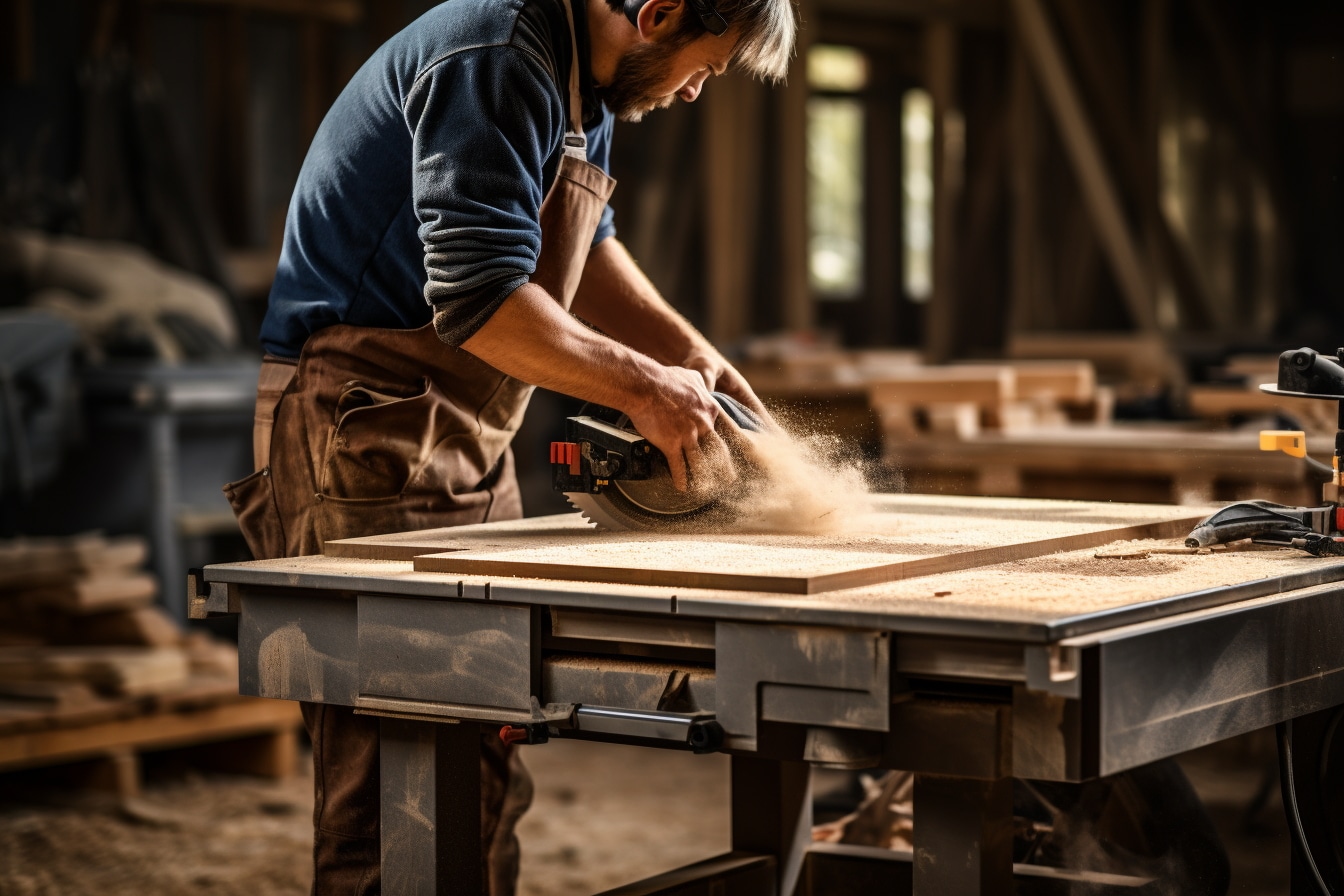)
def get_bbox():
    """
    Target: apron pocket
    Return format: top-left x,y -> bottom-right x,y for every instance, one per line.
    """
315,489 -> 493,546
224,467 -> 286,560
321,377 -> 438,500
